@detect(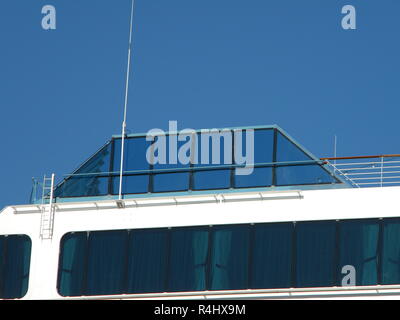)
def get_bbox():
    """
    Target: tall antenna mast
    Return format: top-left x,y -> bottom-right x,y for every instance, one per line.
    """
119,0 -> 135,200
